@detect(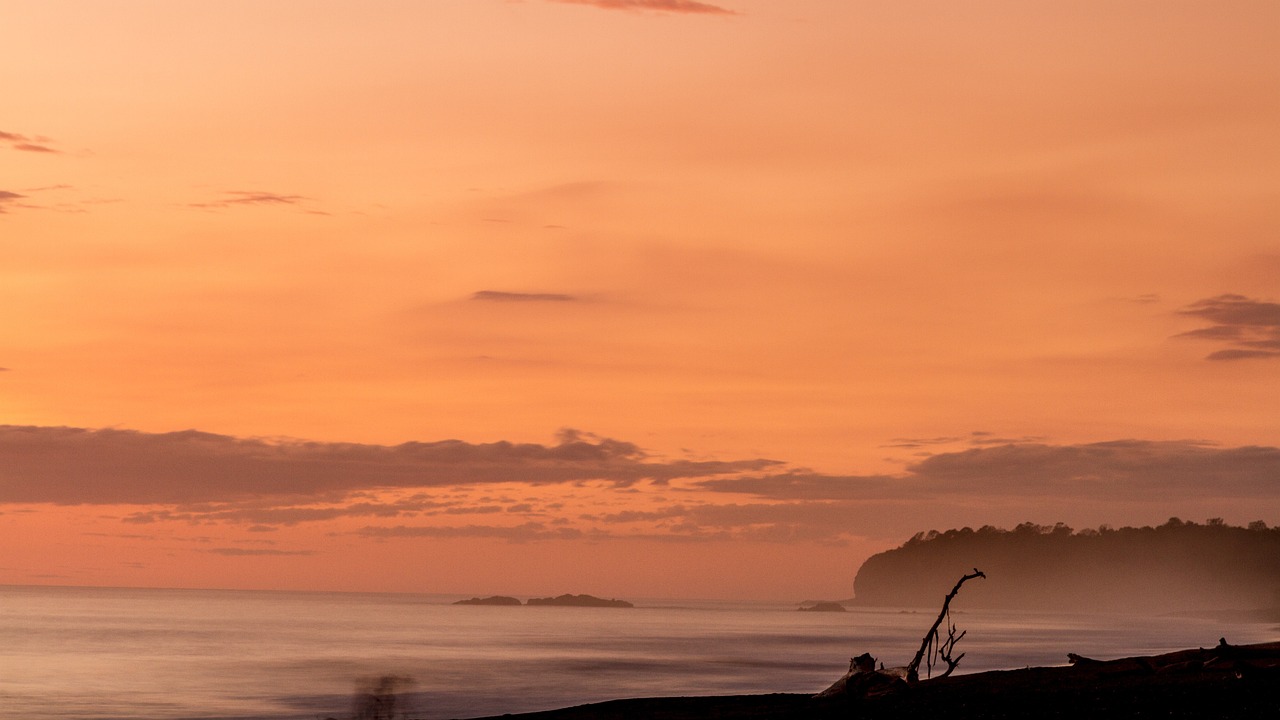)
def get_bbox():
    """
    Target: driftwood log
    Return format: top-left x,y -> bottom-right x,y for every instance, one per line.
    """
815,569 -> 985,701
812,653 -> 905,700
1068,637 -> 1280,679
